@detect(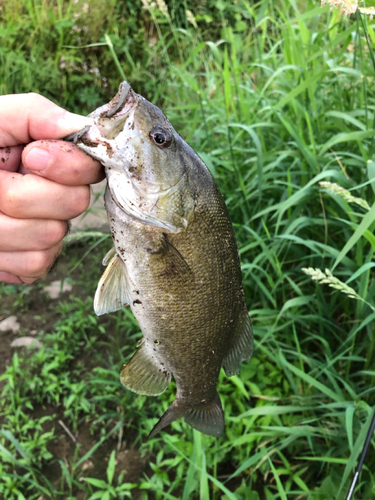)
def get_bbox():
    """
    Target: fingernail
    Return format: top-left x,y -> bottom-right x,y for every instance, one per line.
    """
25,148 -> 51,172
57,112 -> 92,136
